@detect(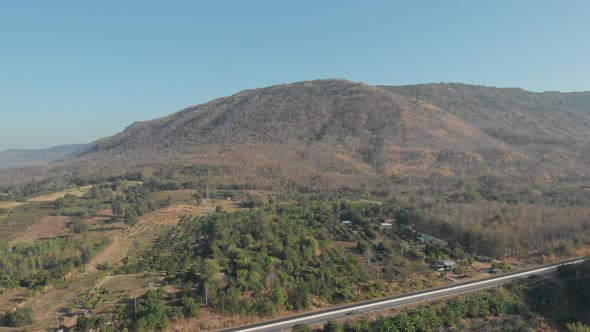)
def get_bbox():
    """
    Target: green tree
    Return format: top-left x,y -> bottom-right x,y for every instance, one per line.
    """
75,315 -> 93,331
567,322 -> 590,332
55,197 -> 69,209
289,284 -> 311,310
3,307 -> 34,327
71,218 -> 89,234
134,289 -> 169,331
271,282 -> 286,308
124,208 -> 139,226
111,201 -> 124,218
324,320 -> 344,332
181,296 -> 200,318
292,324 -> 311,332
